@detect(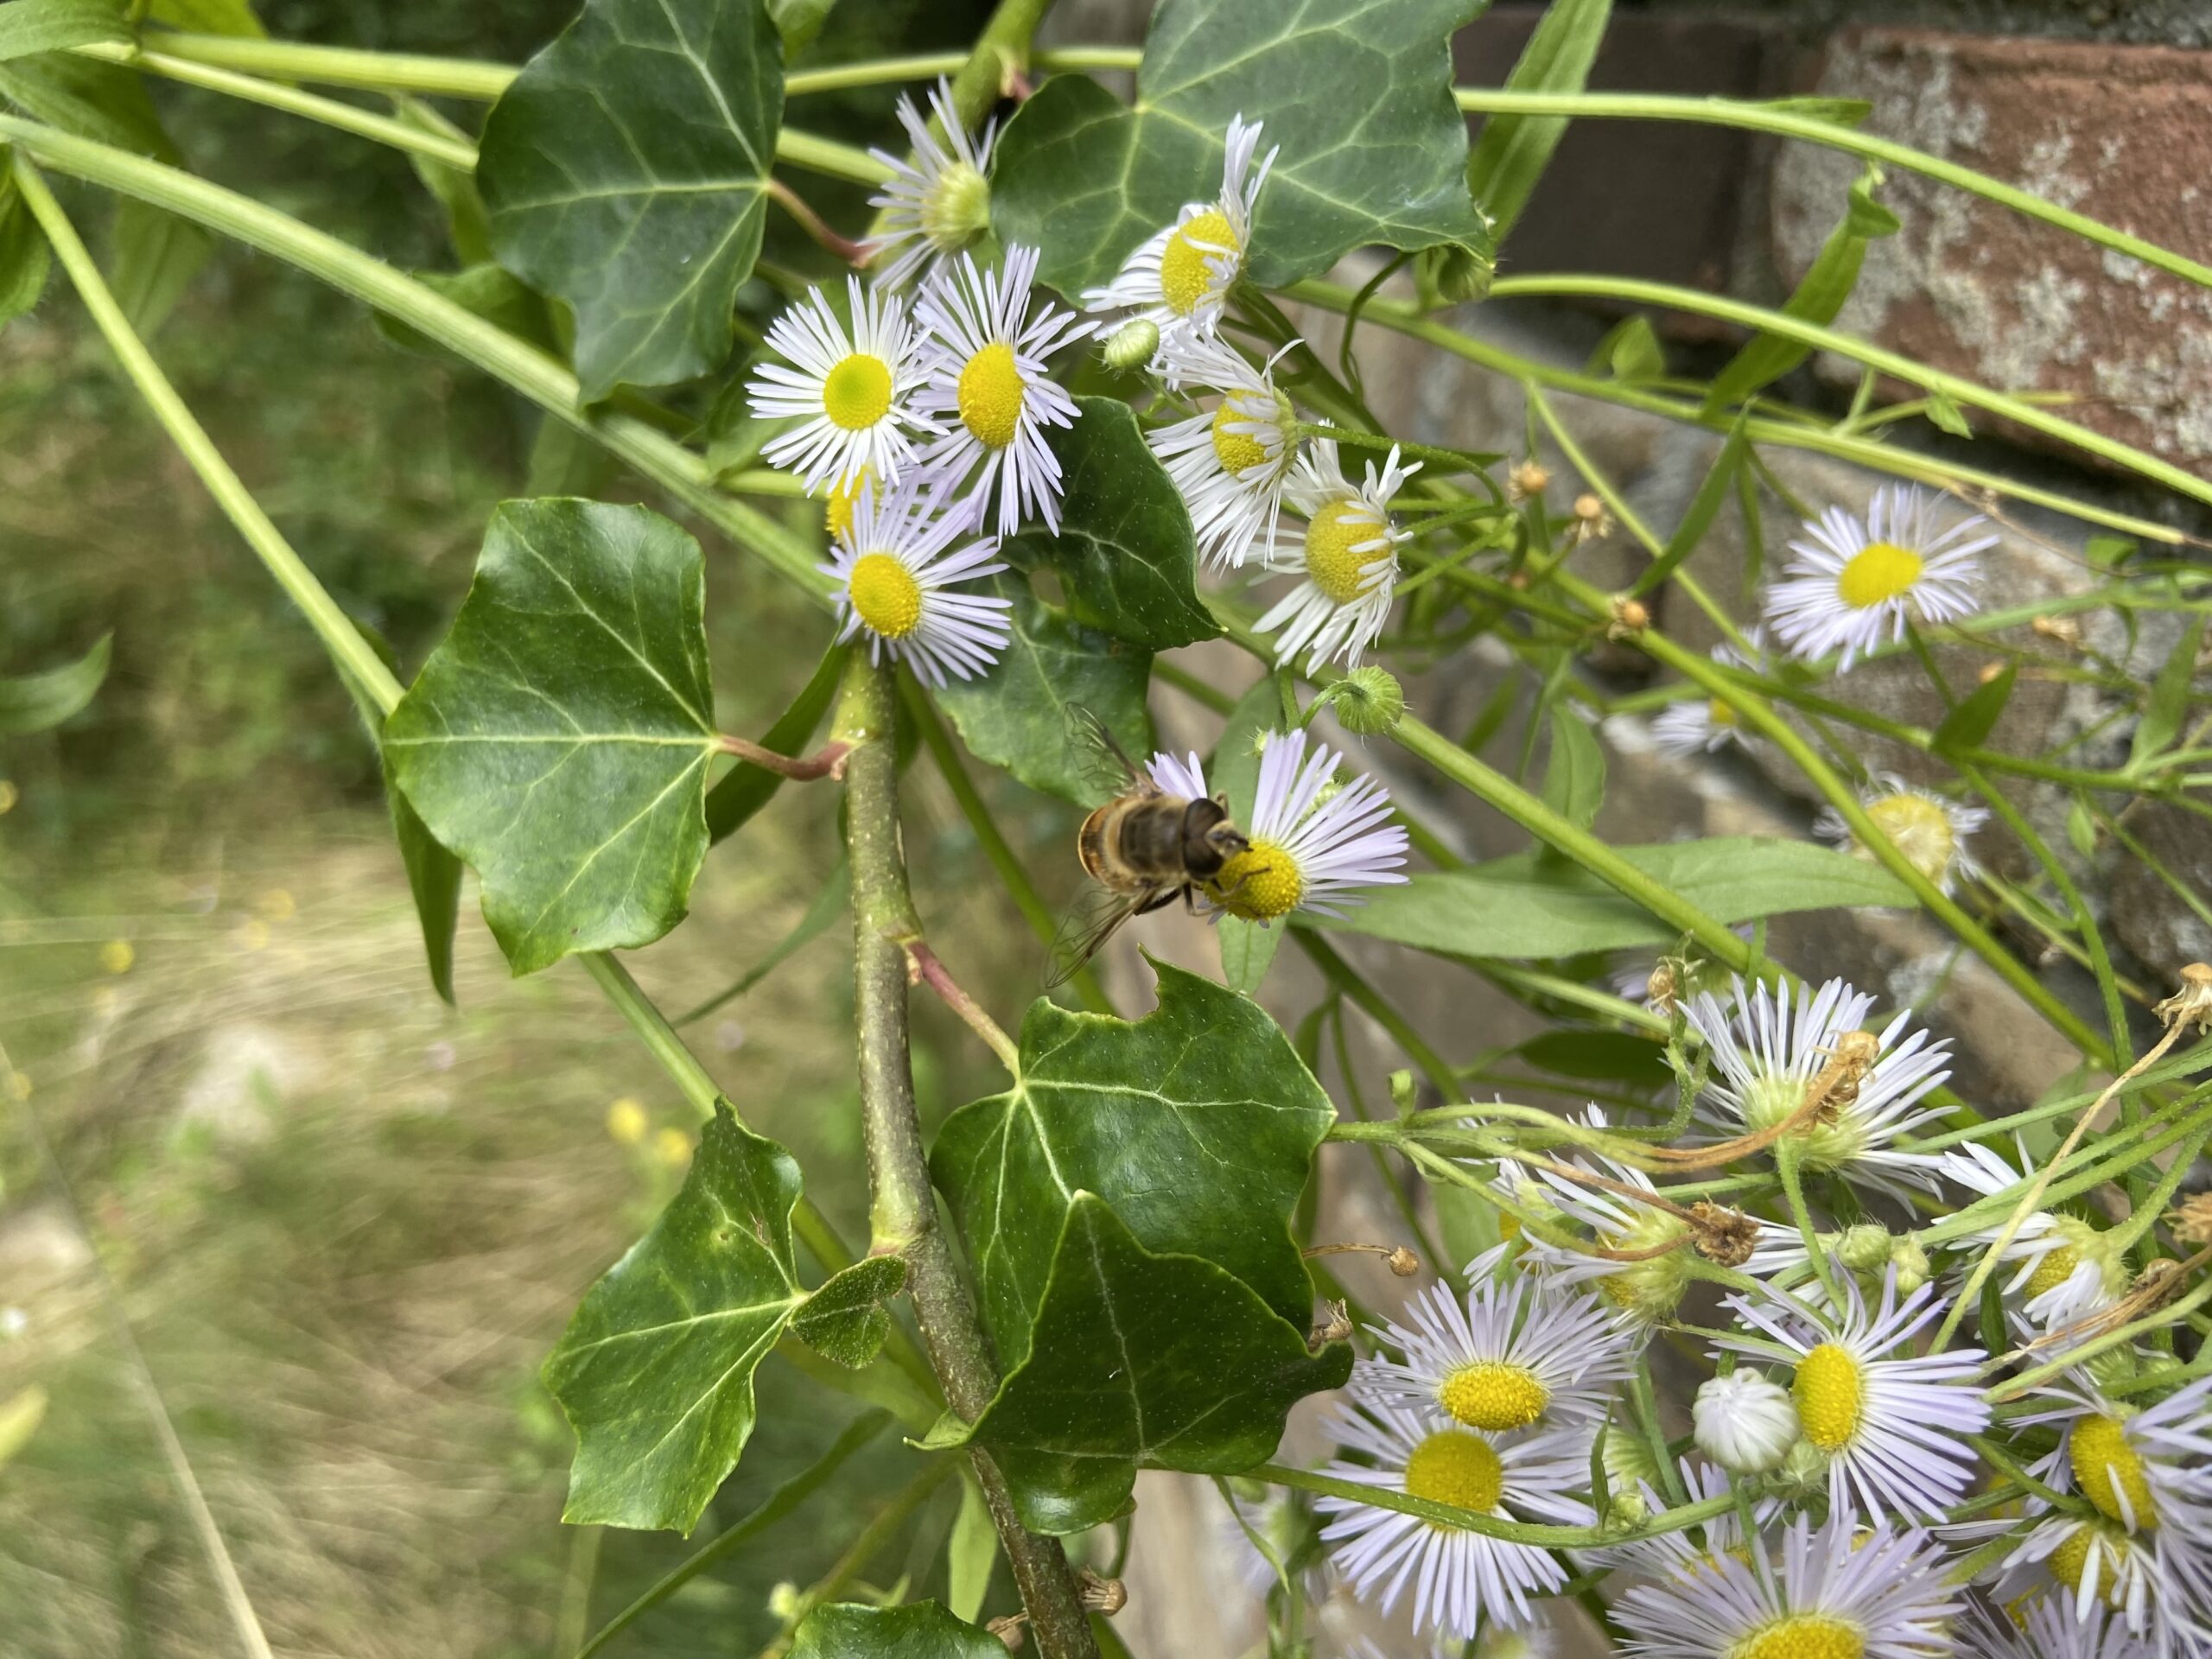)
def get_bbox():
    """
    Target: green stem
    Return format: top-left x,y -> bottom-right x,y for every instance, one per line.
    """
834,655 -> 1097,1659
1257,1464 -> 1732,1548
